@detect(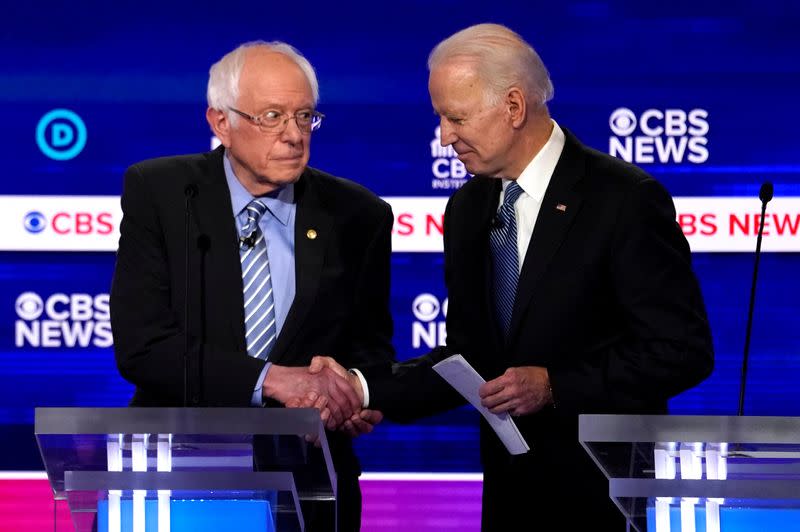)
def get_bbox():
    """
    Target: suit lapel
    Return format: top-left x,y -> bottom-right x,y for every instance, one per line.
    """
193,147 -> 248,351
479,179 -> 505,351
452,177 -> 505,359
507,131 -> 586,343
268,170 -> 332,365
